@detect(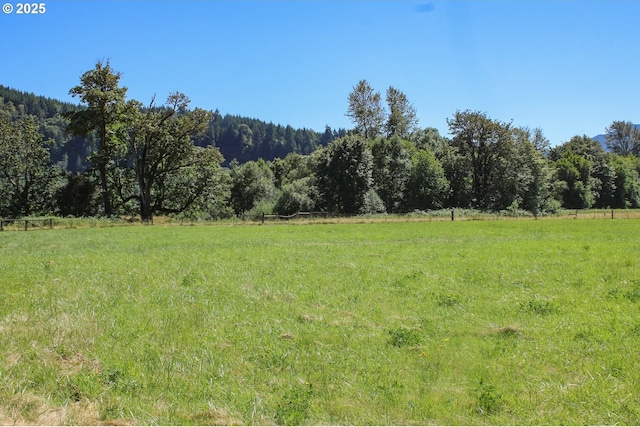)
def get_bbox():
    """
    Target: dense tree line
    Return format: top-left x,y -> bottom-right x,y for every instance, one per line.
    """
1,73 -> 639,221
